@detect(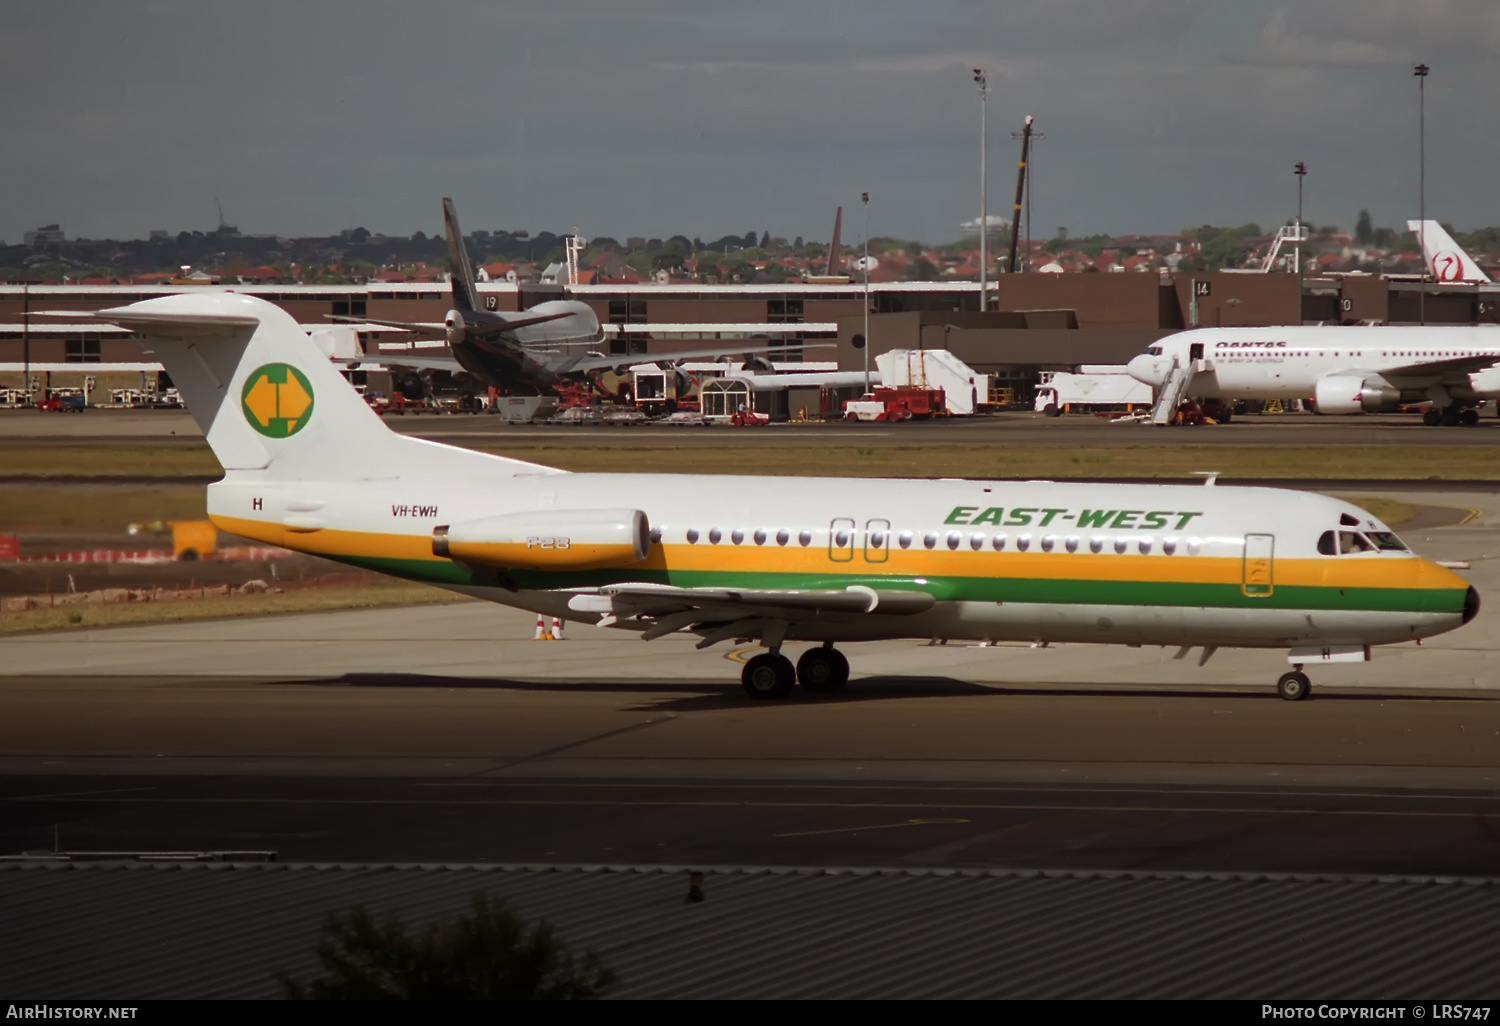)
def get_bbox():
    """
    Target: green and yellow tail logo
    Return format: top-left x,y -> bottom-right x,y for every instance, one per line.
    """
241,363 -> 315,438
